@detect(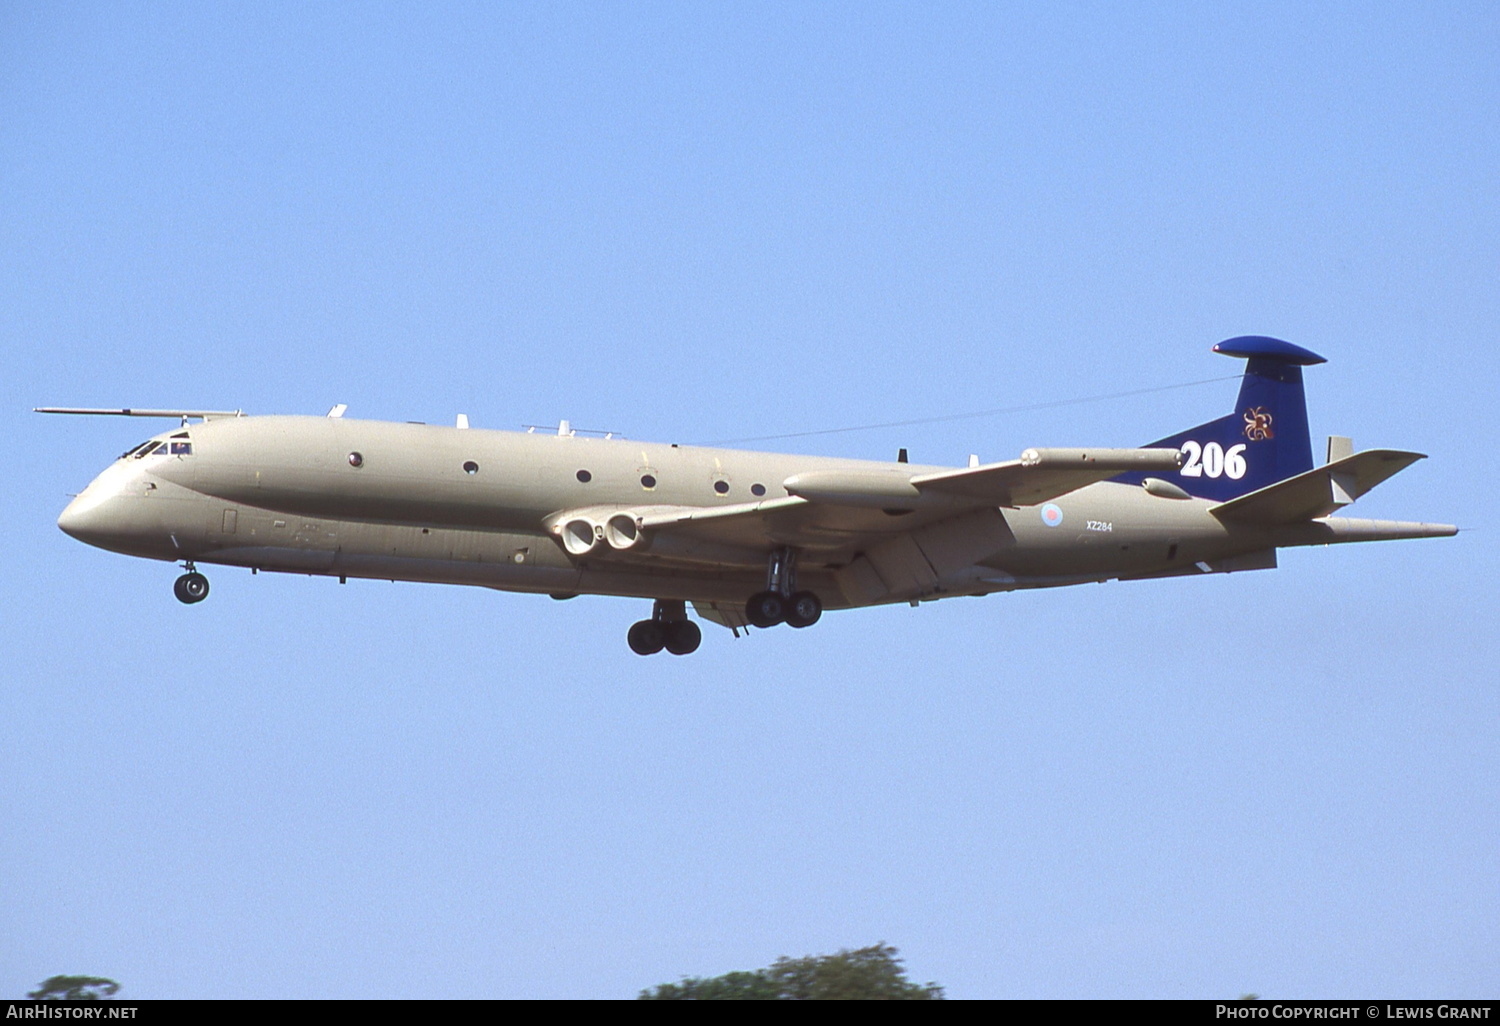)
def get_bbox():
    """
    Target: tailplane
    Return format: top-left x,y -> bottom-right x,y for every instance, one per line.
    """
1117,336 -> 1325,501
